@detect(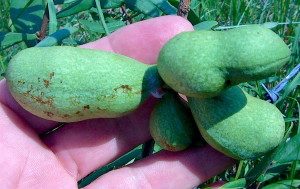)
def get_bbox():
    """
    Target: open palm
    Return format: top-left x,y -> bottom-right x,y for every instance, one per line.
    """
0,16 -> 234,189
